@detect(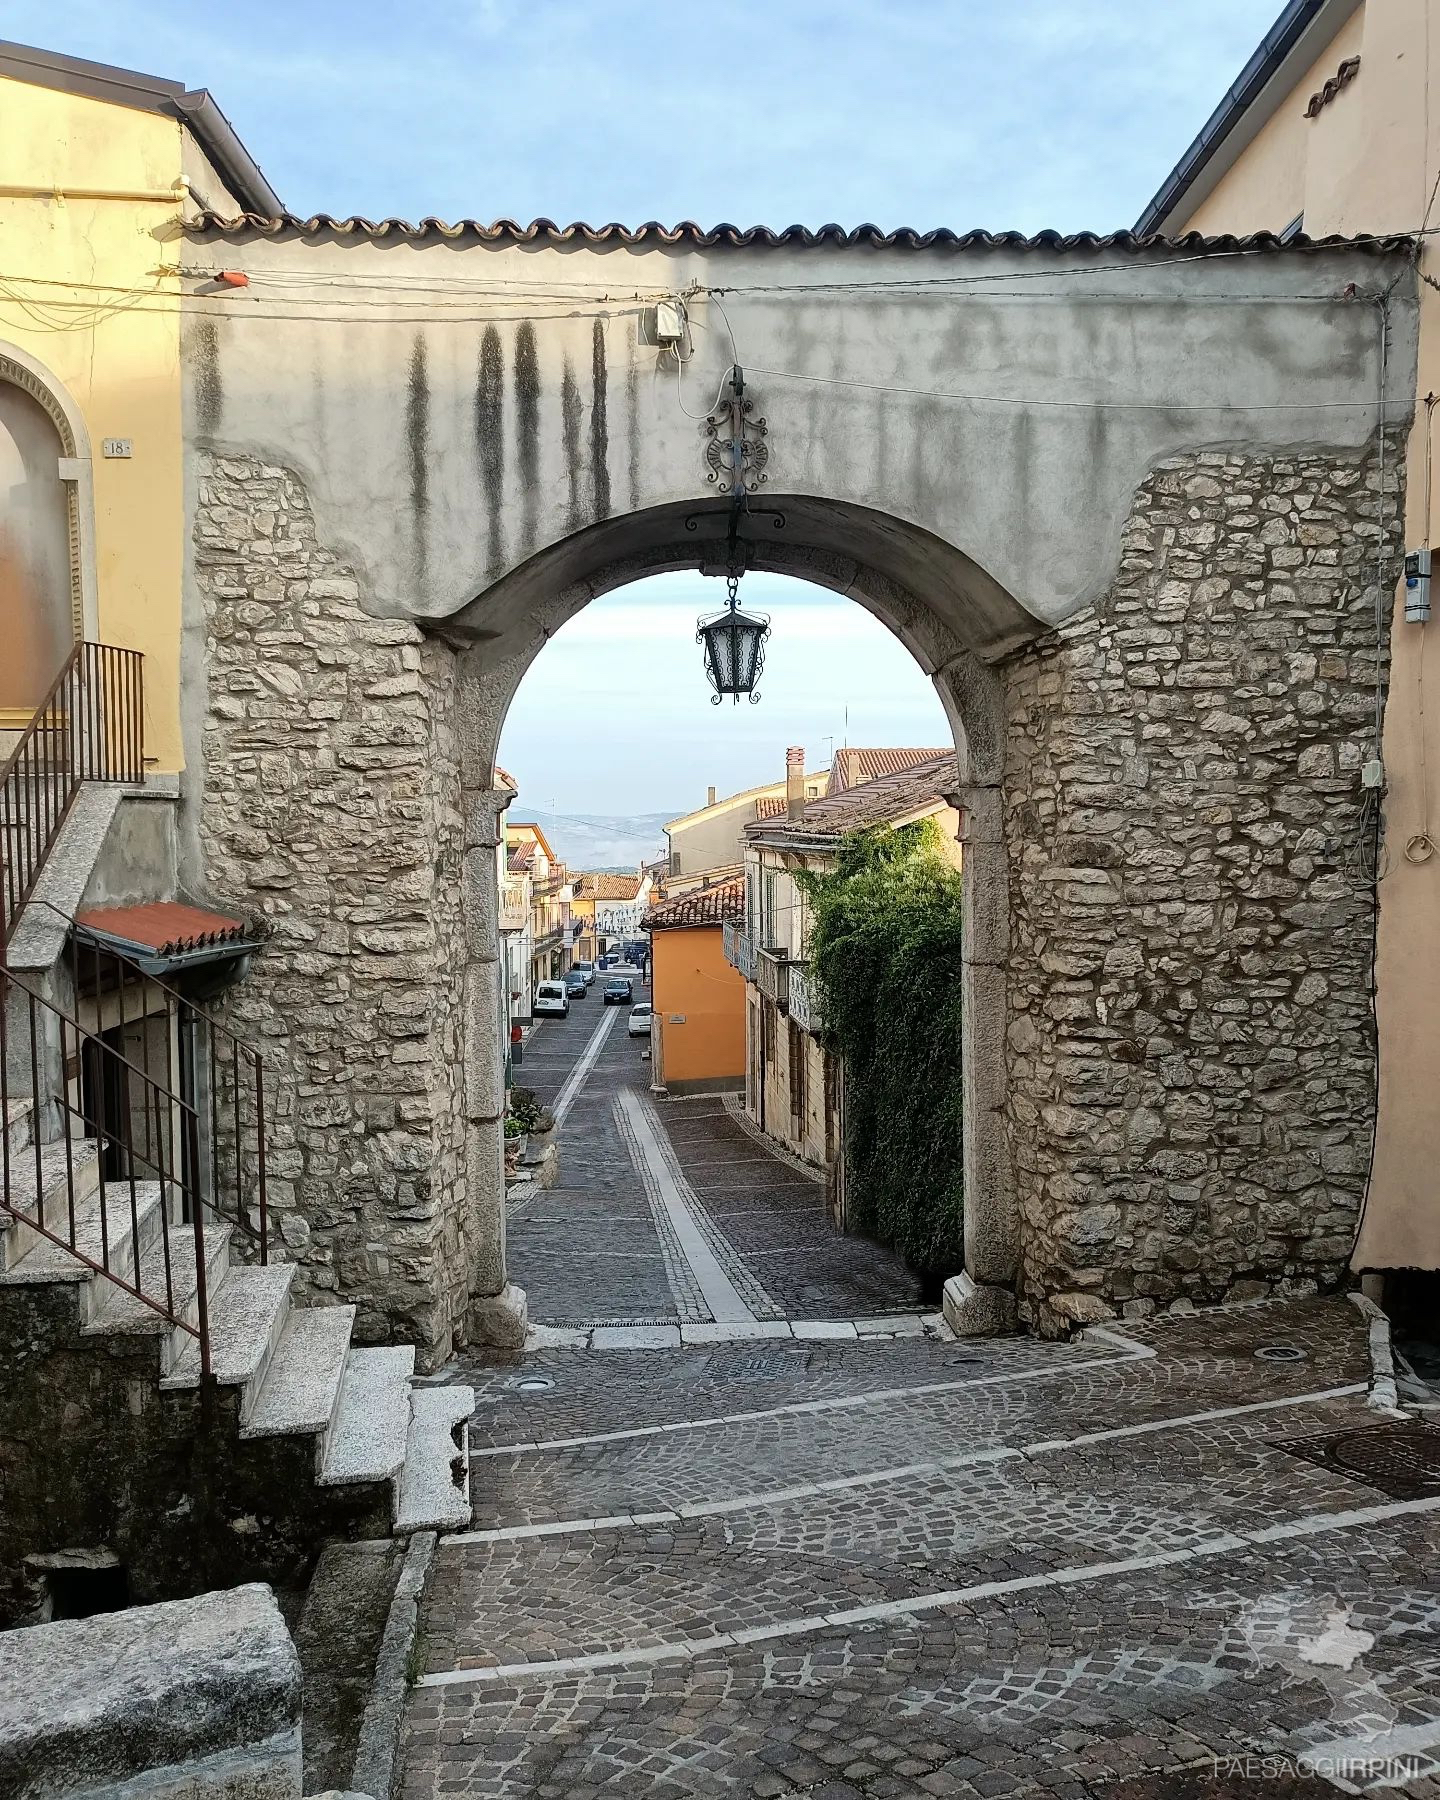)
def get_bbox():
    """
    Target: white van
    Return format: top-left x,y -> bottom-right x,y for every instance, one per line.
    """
534,980 -> 569,1018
